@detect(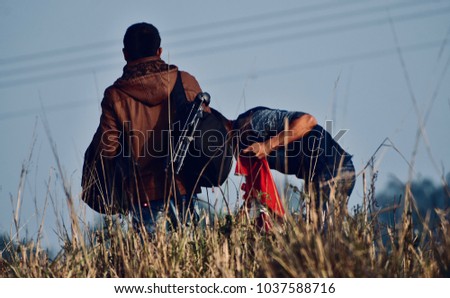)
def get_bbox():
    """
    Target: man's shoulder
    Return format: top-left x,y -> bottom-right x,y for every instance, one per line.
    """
178,70 -> 202,101
179,70 -> 200,87
101,85 -> 128,106
103,84 -> 120,98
